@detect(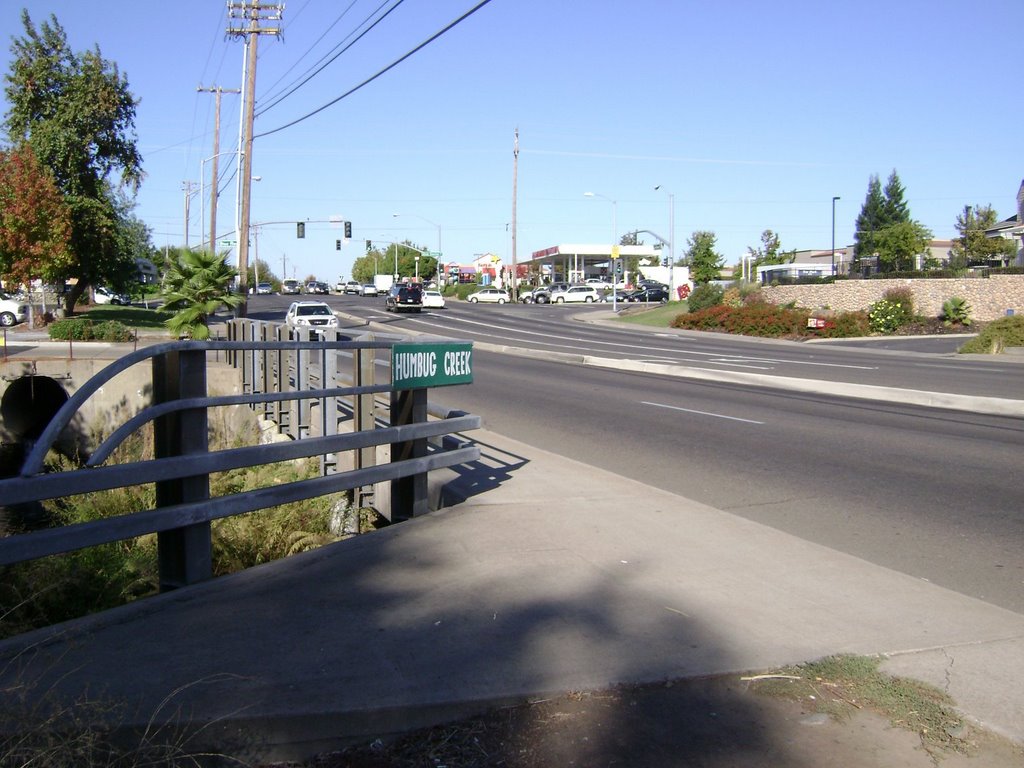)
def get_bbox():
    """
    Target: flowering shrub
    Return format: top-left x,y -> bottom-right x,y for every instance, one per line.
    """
881,287 -> 915,326
868,299 -> 905,334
